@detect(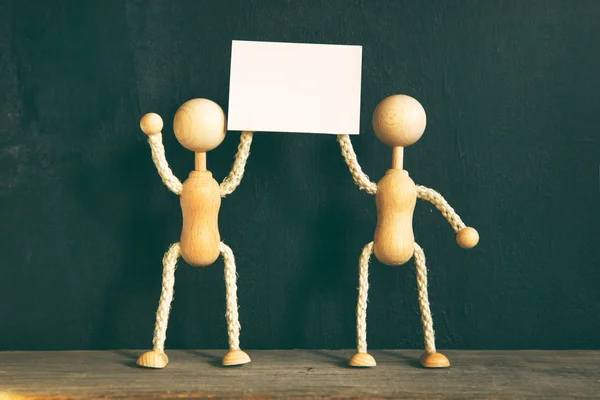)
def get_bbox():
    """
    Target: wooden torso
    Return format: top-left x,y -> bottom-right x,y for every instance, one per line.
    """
179,171 -> 221,267
373,169 -> 417,266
